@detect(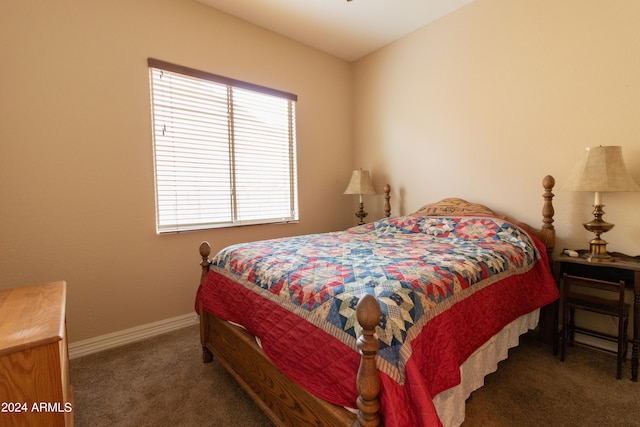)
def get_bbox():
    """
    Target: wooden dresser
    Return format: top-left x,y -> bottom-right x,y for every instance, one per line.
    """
0,281 -> 74,426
